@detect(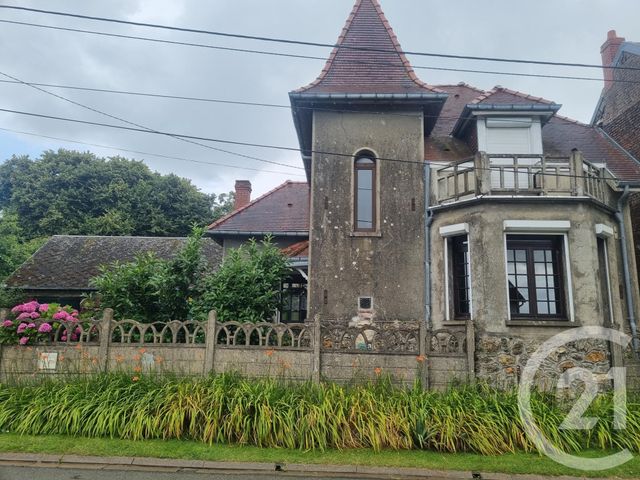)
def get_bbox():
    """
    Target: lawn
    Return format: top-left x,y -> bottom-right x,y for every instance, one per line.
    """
0,433 -> 638,478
